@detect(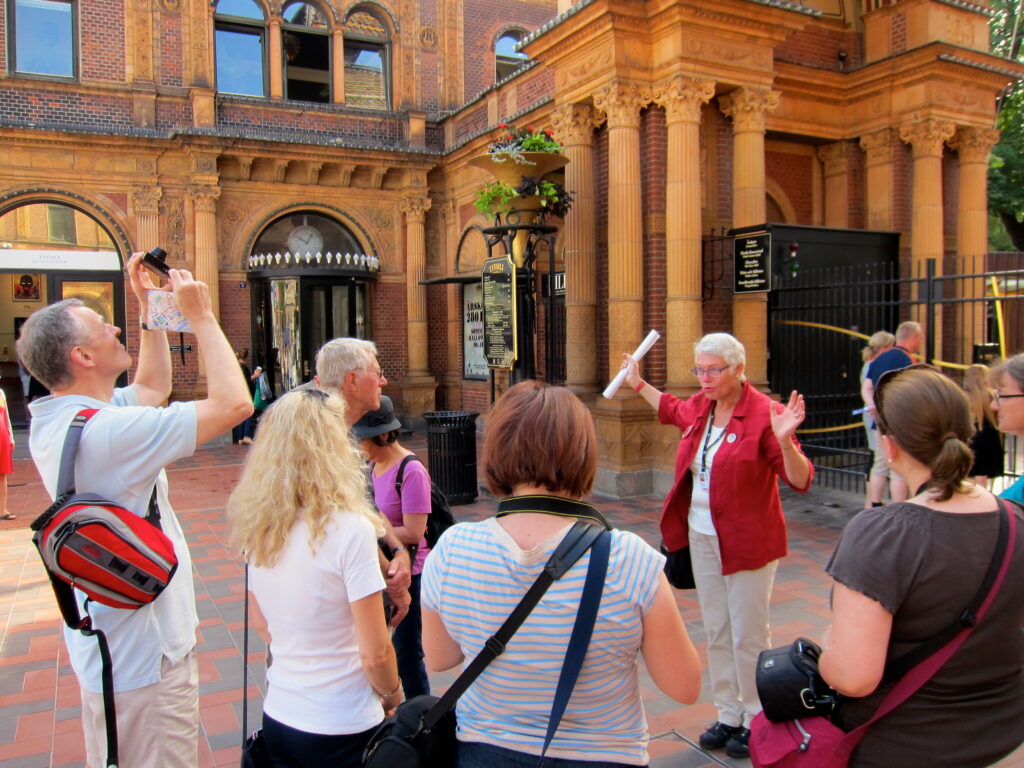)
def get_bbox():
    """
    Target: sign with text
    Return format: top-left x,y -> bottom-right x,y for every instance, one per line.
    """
462,282 -> 487,379
733,233 -> 771,293
482,255 -> 516,369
